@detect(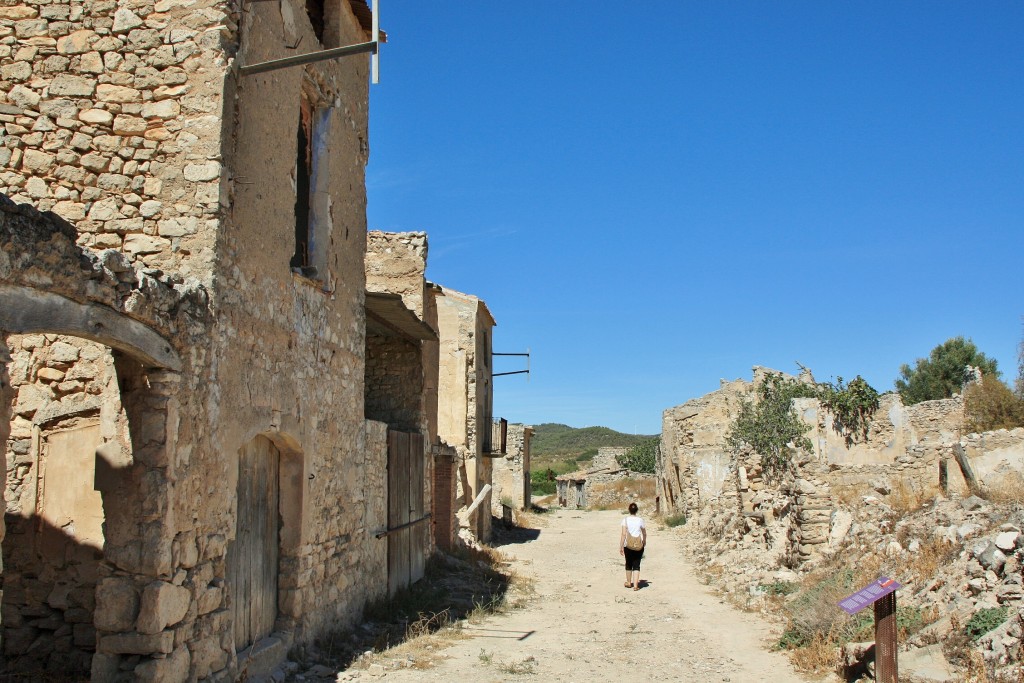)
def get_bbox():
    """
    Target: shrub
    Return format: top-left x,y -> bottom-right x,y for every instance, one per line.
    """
727,373 -> 815,481
663,512 -> 687,527
963,374 -> 1024,433
760,580 -> 797,596
616,437 -> 658,473
816,375 -> 880,445
964,606 -> 1009,641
